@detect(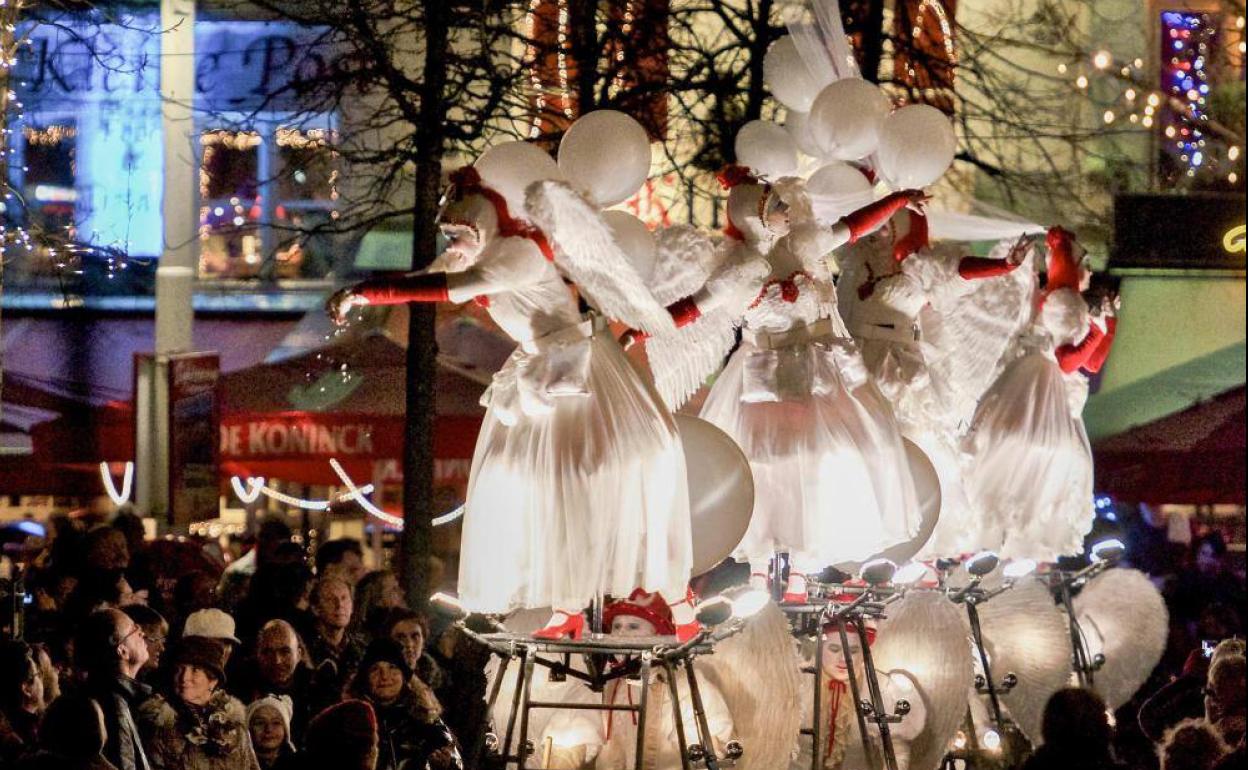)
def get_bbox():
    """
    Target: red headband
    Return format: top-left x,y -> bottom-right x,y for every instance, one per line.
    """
447,166 -> 555,261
